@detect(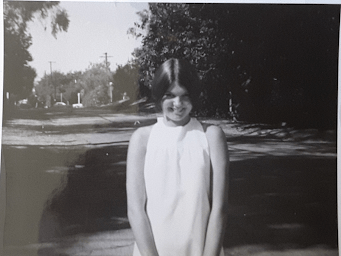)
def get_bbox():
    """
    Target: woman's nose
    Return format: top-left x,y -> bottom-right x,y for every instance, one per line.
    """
173,96 -> 182,106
